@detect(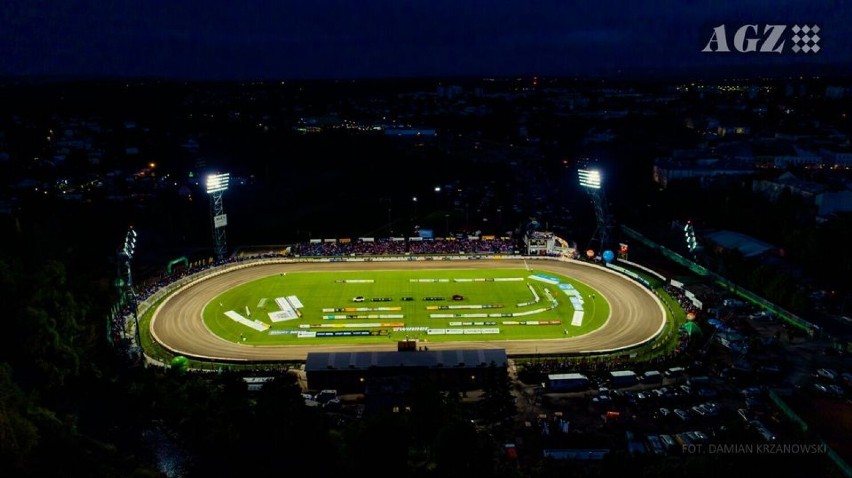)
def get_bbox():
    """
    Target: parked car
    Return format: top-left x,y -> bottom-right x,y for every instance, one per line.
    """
685,430 -> 709,444
816,368 -> 838,381
645,435 -> 666,456
813,383 -> 830,395
827,384 -> 845,397
749,420 -> 777,442
741,386 -> 763,398
659,434 -> 677,451
701,402 -> 721,416
674,432 -> 694,447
